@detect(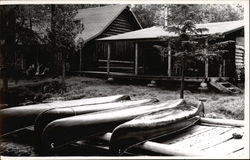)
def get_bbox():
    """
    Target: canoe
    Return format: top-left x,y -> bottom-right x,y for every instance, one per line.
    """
34,98 -> 159,137
109,101 -> 204,155
41,99 -> 185,150
0,95 -> 130,136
